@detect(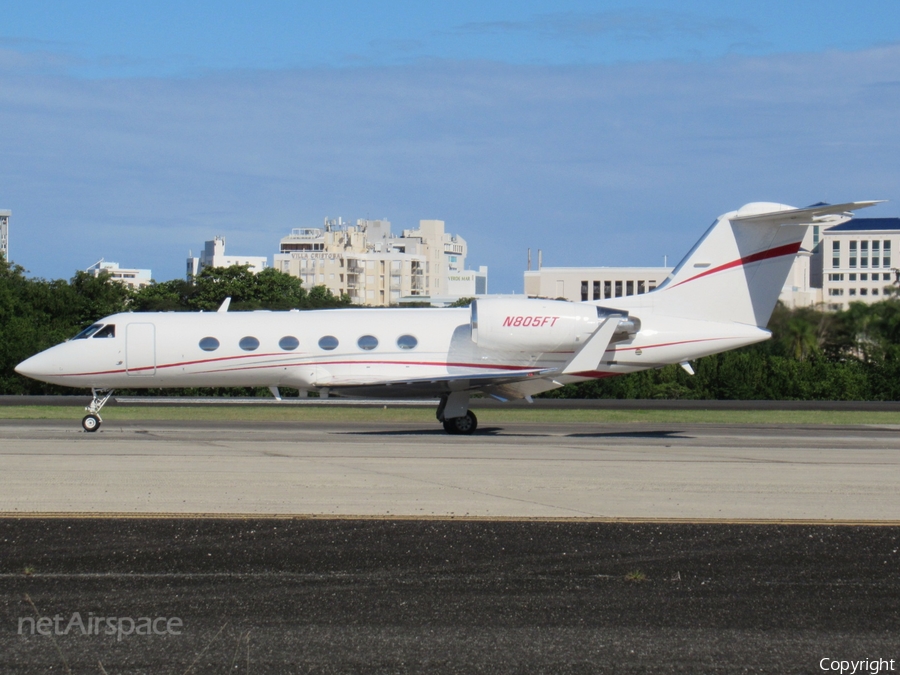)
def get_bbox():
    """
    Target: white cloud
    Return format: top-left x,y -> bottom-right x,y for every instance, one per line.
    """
0,46 -> 898,291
